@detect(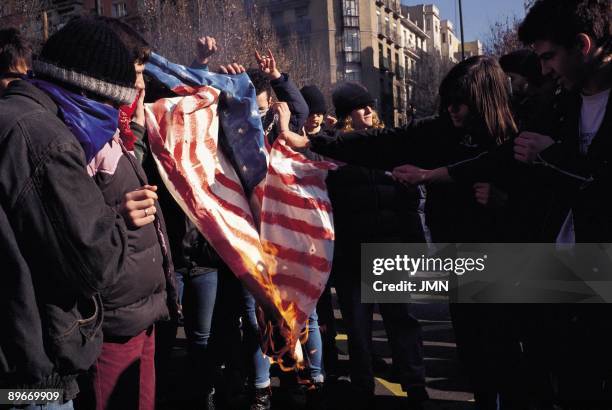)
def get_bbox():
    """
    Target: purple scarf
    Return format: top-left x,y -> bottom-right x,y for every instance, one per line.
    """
31,79 -> 119,163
